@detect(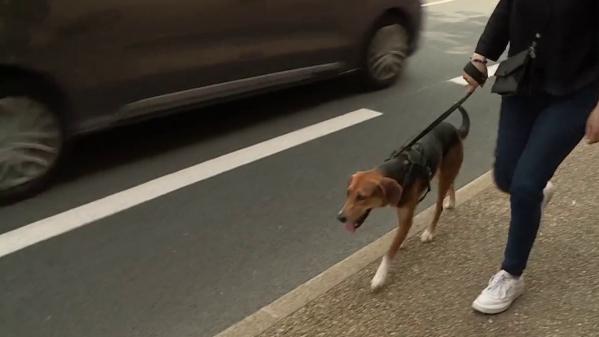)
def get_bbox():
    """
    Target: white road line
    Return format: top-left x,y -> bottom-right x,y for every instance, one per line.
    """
422,0 -> 459,7
0,109 -> 381,258
448,63 -> 499,85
